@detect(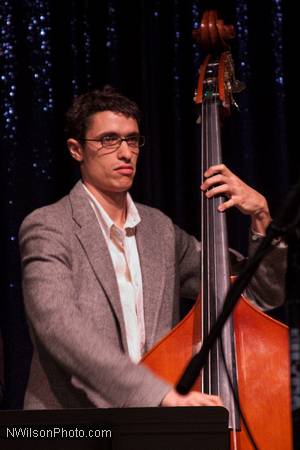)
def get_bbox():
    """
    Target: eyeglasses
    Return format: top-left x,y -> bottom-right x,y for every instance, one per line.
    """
80,133 -> 145,153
